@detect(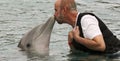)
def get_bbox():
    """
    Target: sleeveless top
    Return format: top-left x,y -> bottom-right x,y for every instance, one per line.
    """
72,13 -> 120,54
